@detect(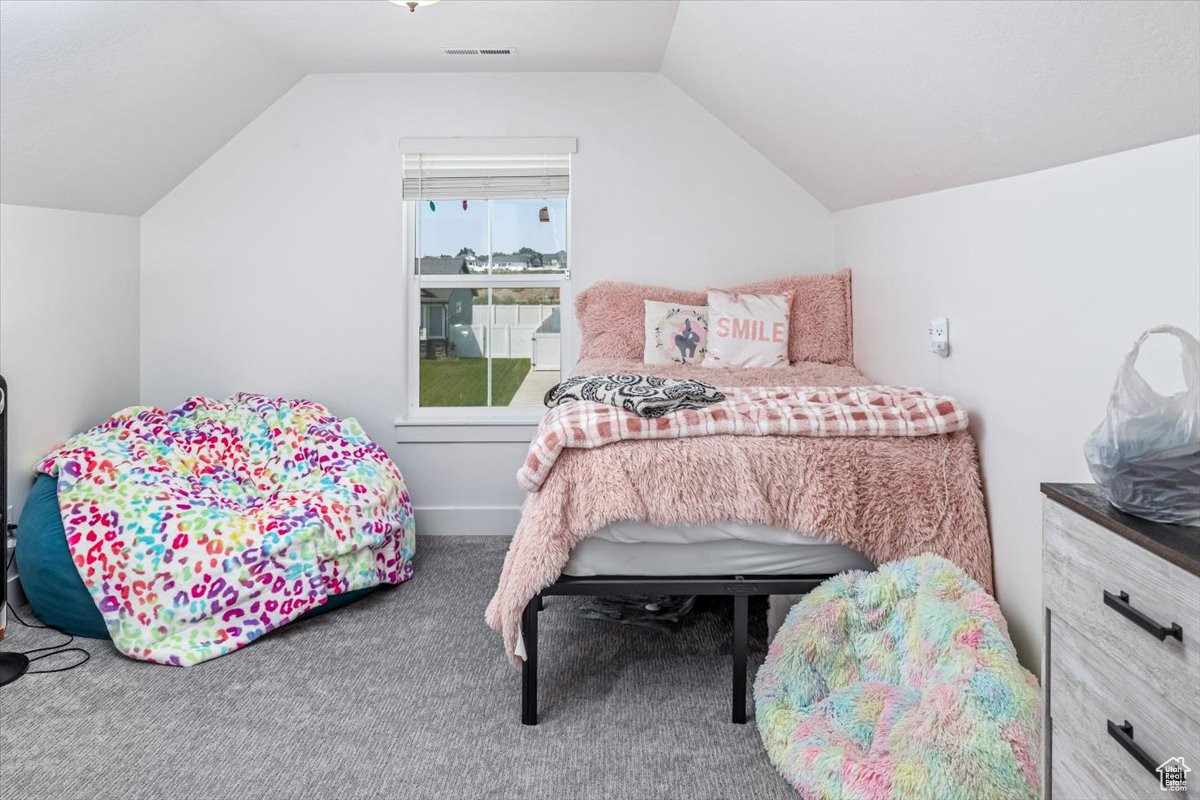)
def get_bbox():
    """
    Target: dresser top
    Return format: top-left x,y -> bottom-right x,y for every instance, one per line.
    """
1042,483 -> 1200,577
